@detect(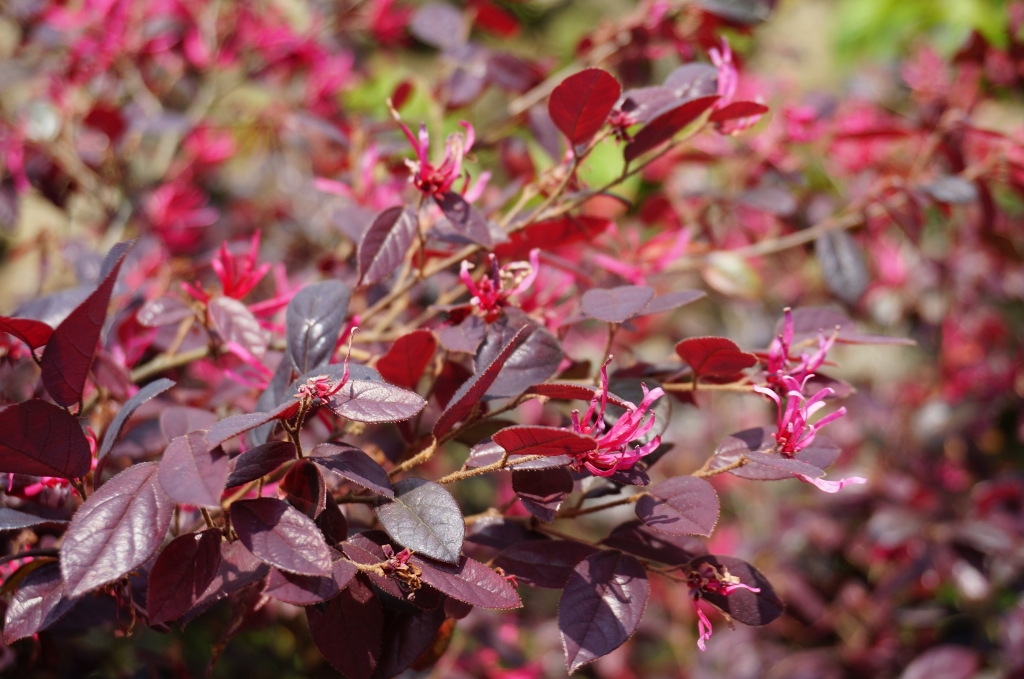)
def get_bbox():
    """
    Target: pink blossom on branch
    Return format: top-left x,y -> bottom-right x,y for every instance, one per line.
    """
687,562 -> 761,651
393,107 -> 476,198
754,375 -> 846,457
457,250 -> 539,323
